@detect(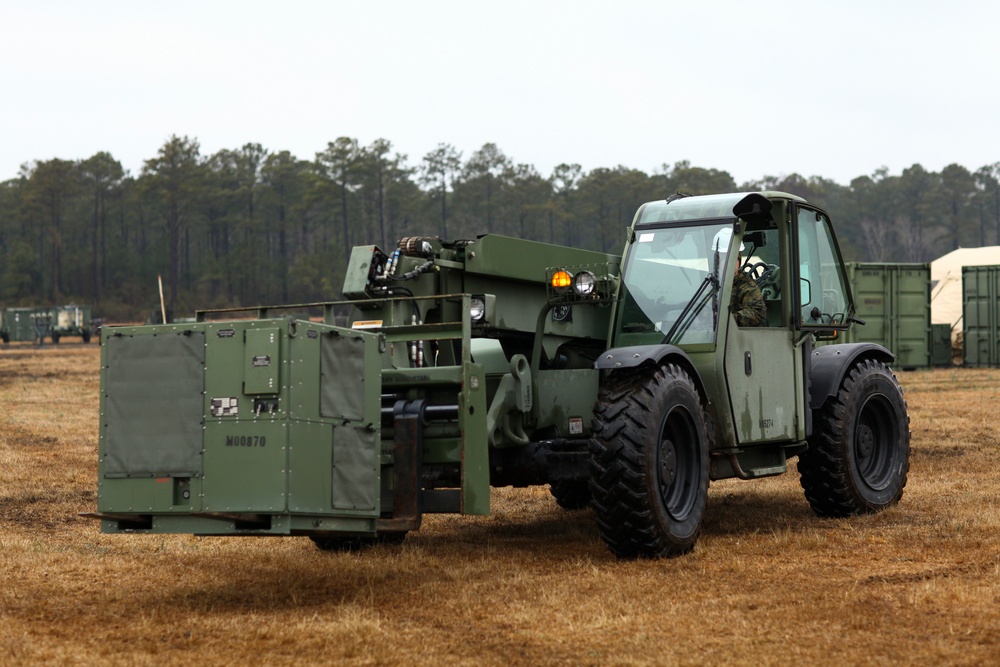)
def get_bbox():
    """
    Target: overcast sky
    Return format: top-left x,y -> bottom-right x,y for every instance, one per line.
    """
2,1 -> 997,186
